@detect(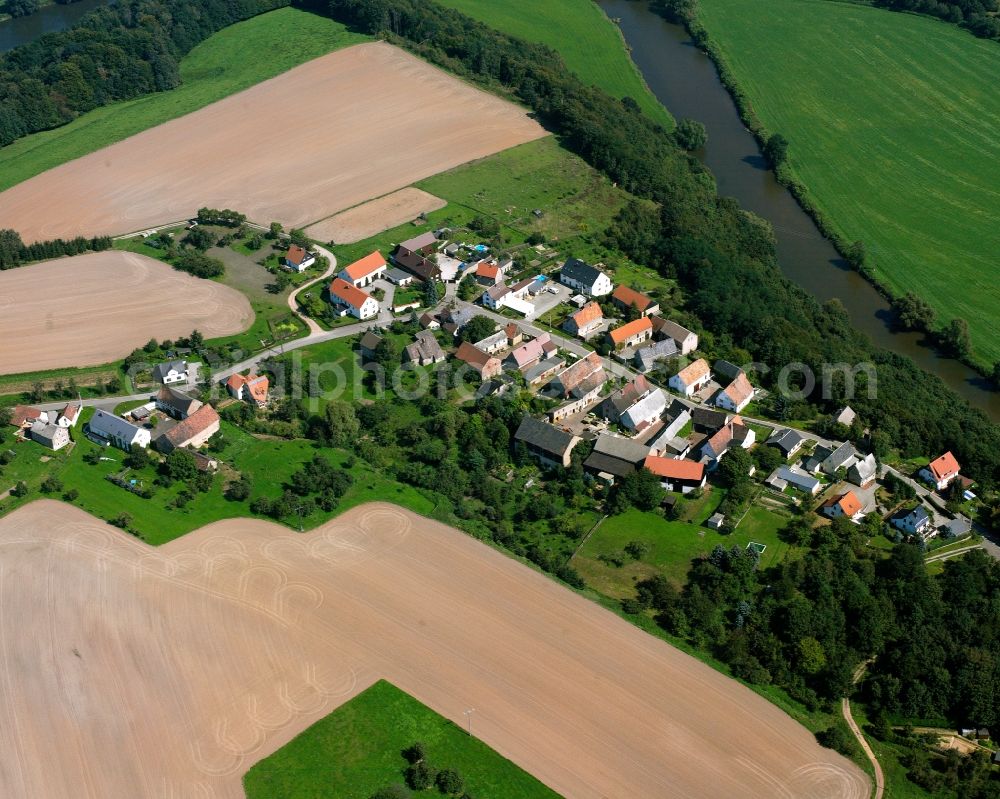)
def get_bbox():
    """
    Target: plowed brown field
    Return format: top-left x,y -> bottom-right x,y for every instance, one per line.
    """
0,42 -> 546,243
0,500 -> 869,799
305,187 -> 447,244
0,251 -> 252,375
